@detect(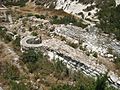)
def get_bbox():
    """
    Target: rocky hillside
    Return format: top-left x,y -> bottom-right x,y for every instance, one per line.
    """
6,0 -> 120,20
2,0 -> 120,42
1,0 -> 120,90
38,0 -> 120,41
